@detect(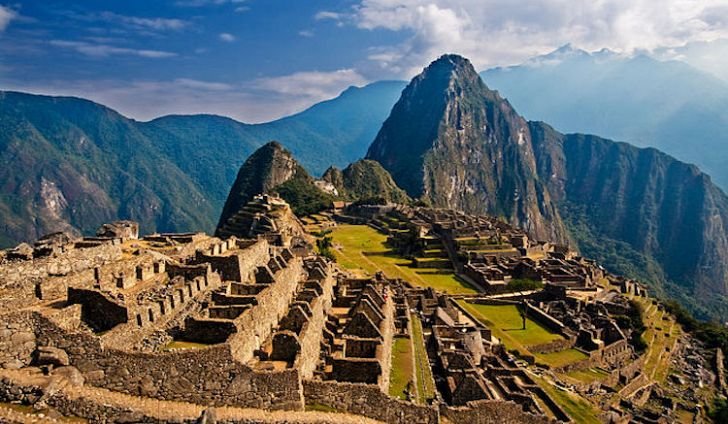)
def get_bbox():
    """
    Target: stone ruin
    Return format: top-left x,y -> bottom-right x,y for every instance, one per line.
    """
0,199 -> 719,424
